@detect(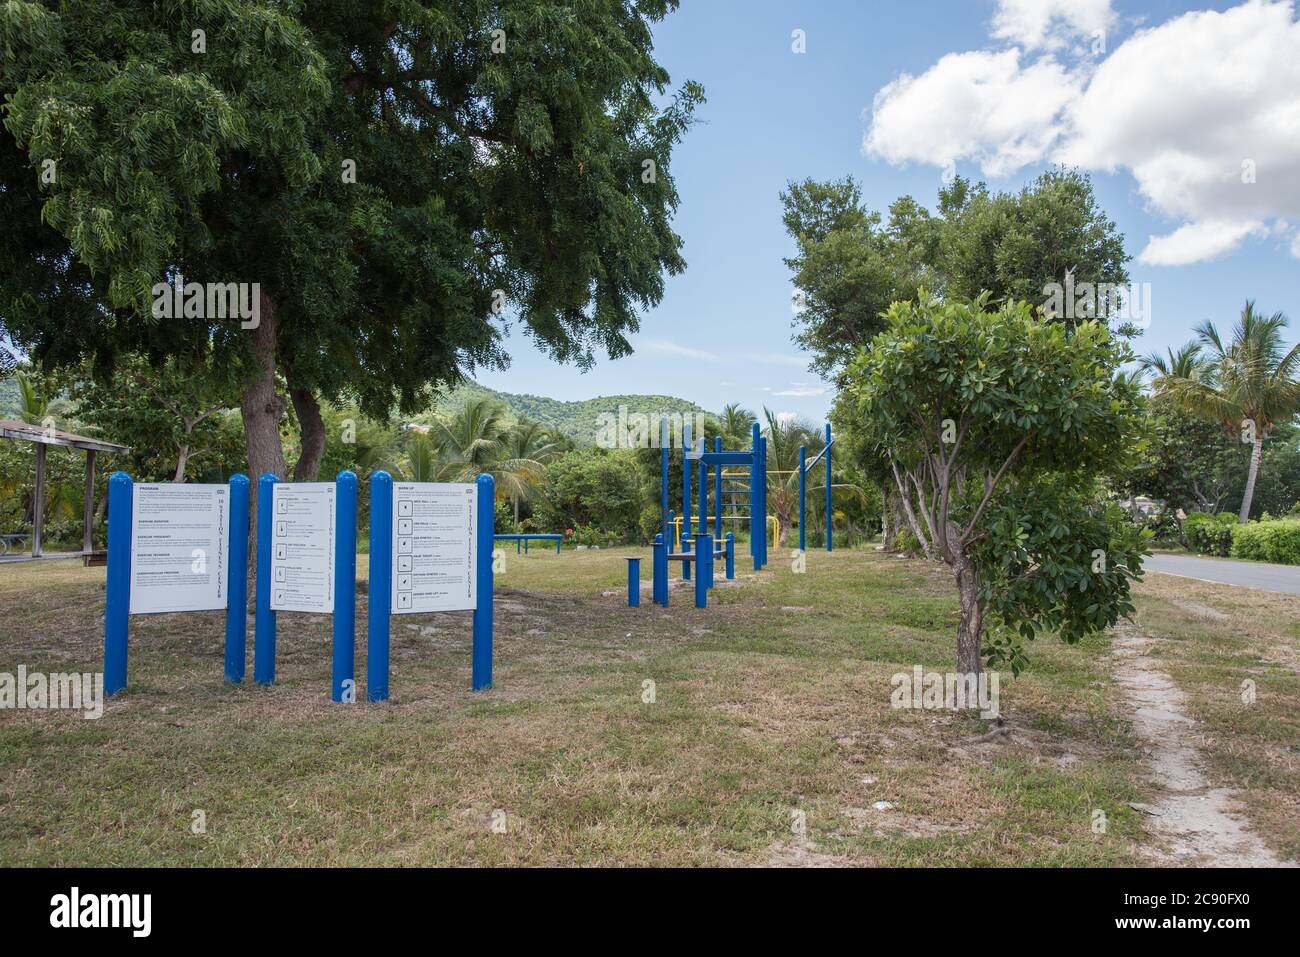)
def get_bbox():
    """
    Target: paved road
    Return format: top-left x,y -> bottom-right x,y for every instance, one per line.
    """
1144,552 -> 1300,596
